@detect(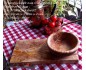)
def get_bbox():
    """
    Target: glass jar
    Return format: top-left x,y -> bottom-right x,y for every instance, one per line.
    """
29,3 -> 45,27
